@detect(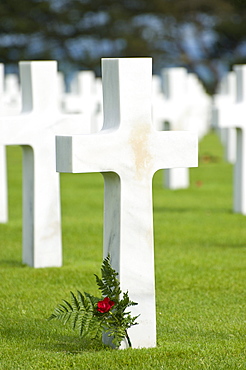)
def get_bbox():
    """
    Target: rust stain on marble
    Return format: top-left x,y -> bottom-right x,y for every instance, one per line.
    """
129,123 -> 154,180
